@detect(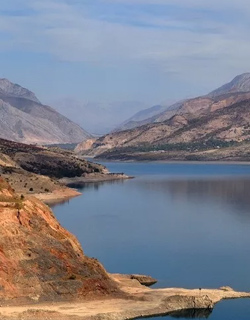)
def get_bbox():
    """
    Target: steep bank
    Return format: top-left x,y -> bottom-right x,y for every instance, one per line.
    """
0,177 -> 121,305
